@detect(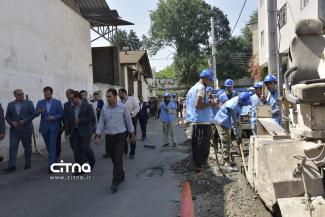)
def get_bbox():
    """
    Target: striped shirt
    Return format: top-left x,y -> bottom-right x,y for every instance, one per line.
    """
96,102 -> 134,135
